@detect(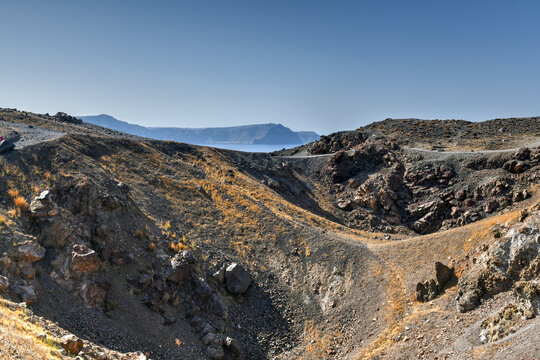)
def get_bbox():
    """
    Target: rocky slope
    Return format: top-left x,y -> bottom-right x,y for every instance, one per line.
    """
0,108 -> 538,360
